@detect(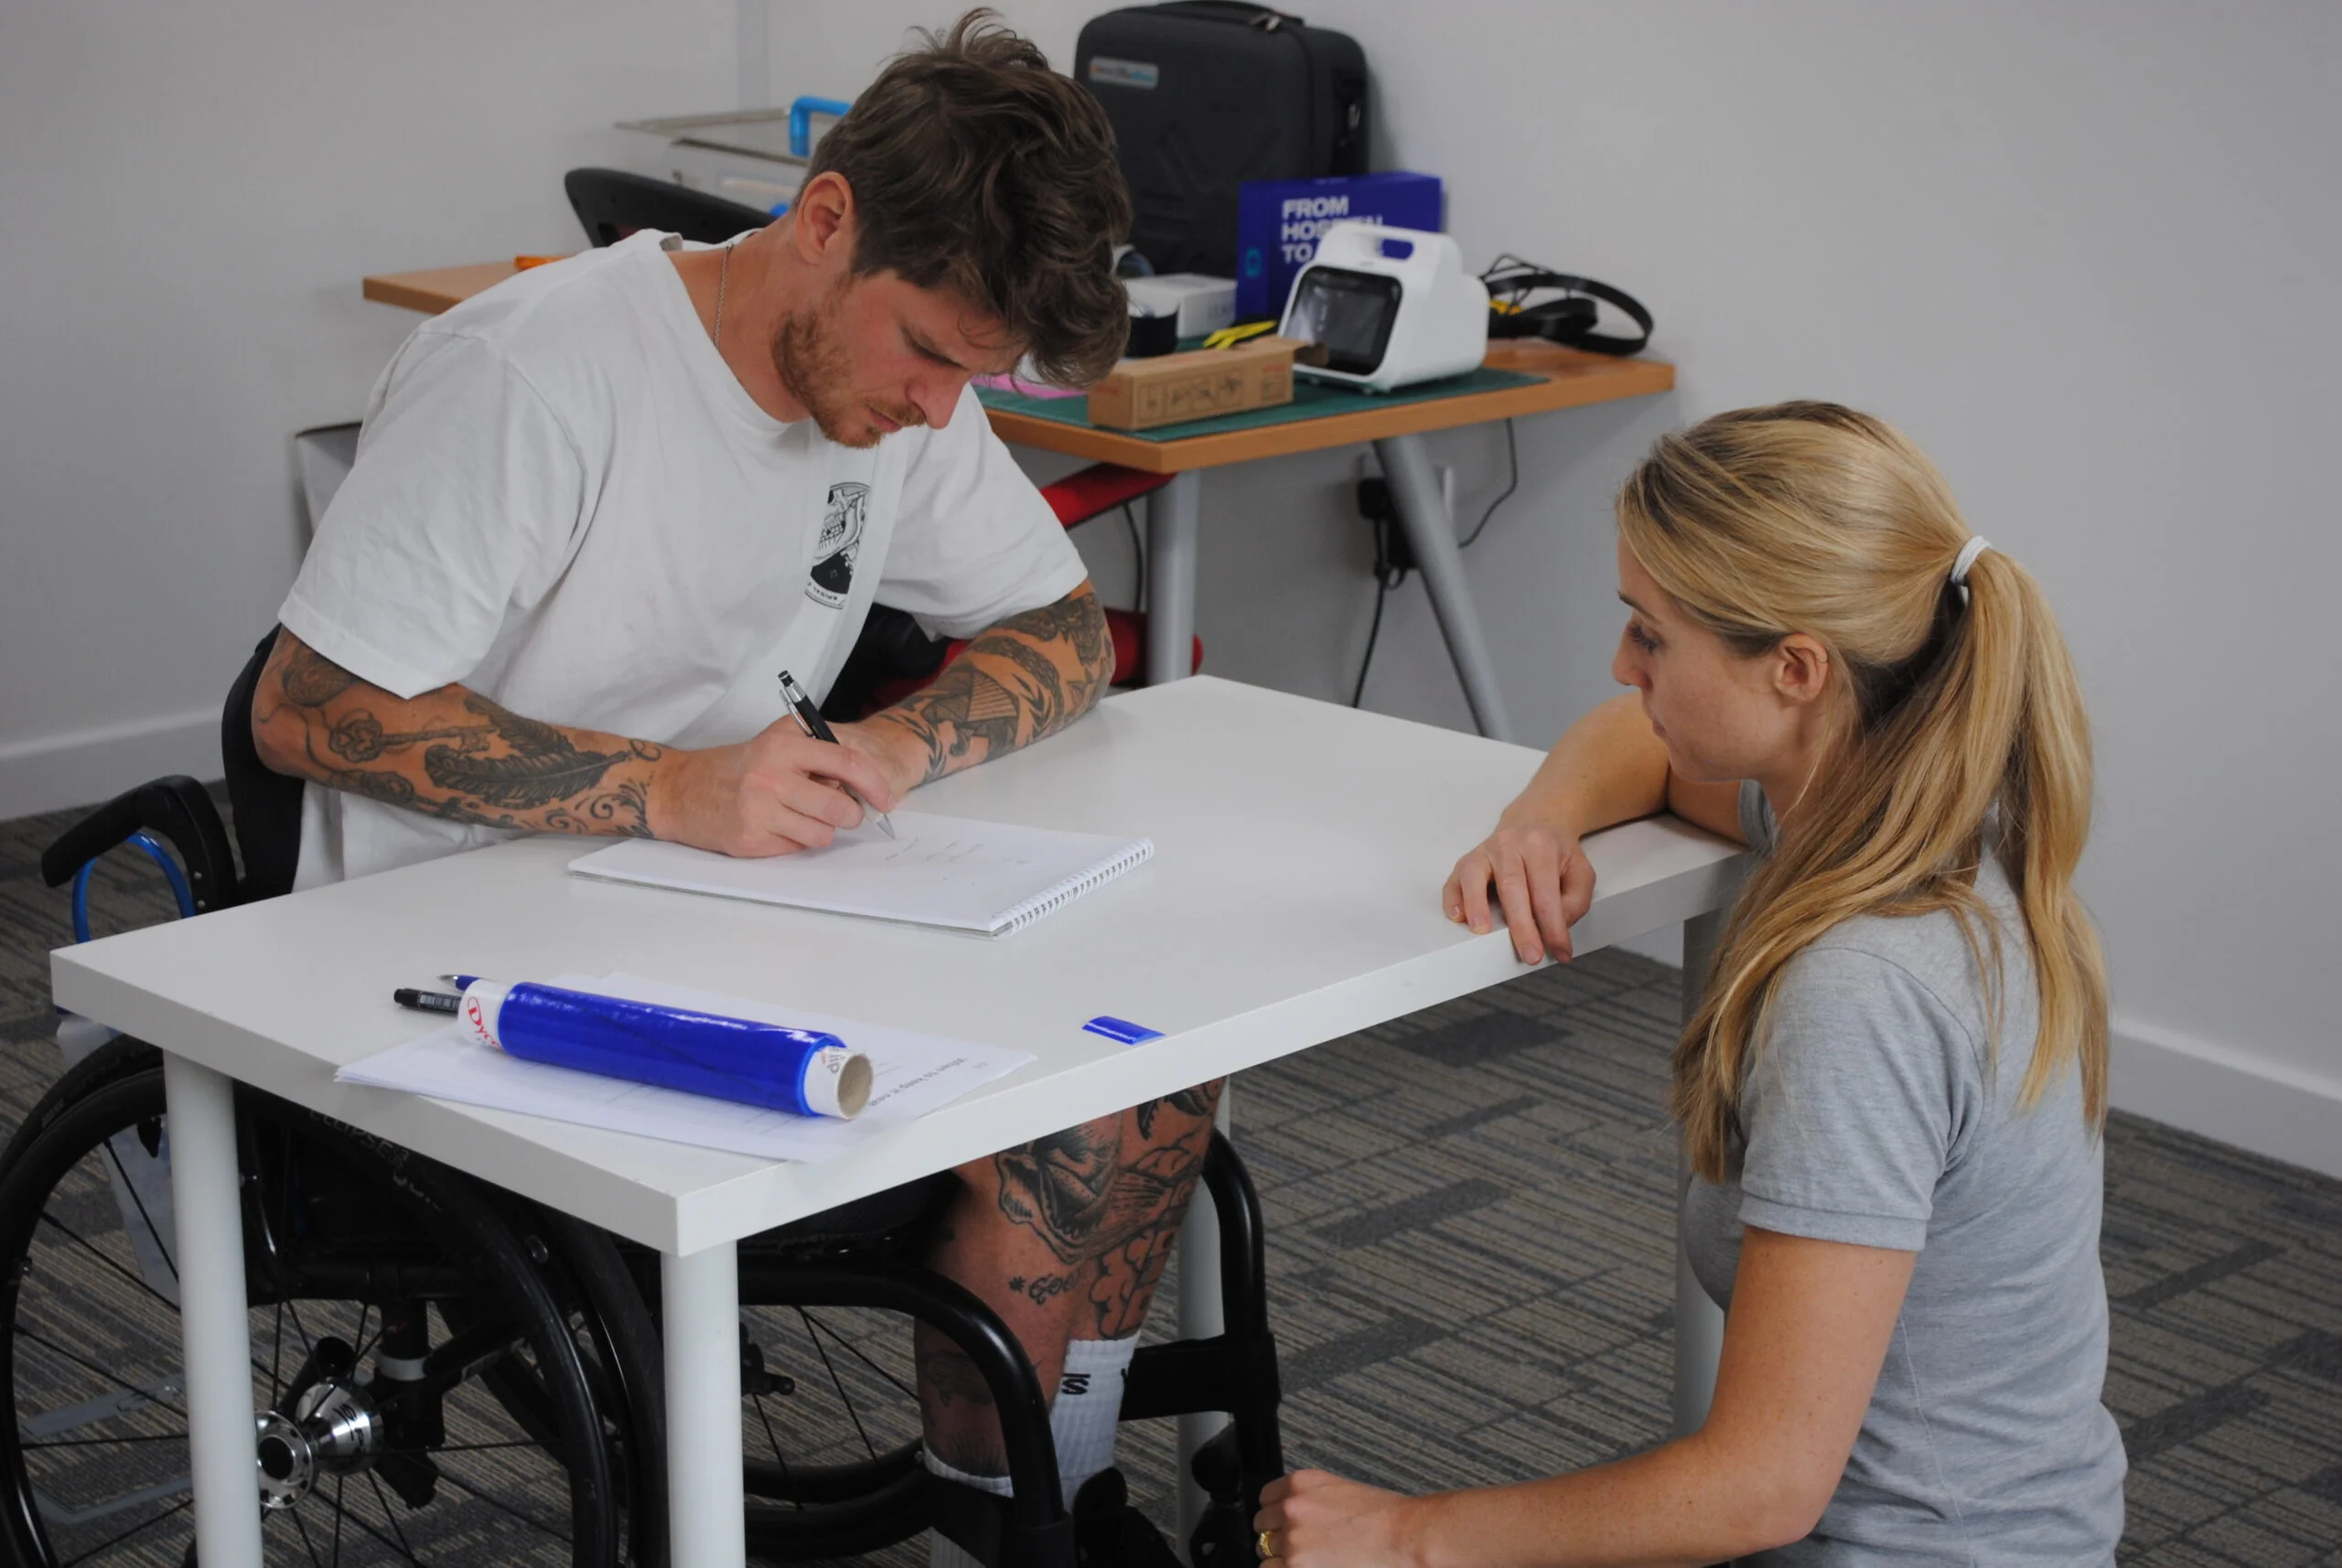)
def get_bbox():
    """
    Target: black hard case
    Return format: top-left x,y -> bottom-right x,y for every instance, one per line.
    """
1076,3 -> 1368,277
